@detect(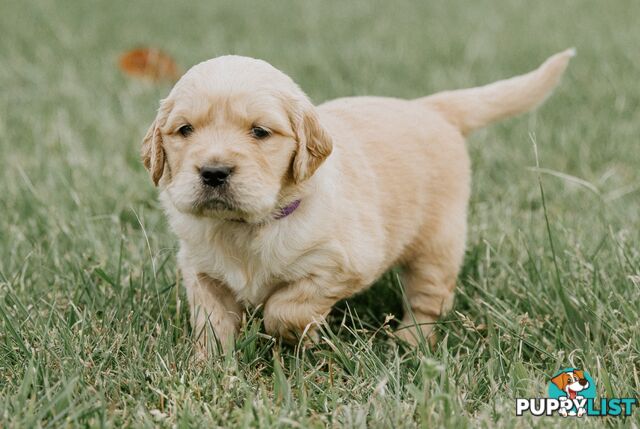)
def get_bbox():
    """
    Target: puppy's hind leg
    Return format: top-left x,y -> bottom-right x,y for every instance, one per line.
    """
396,217 -> 466,347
